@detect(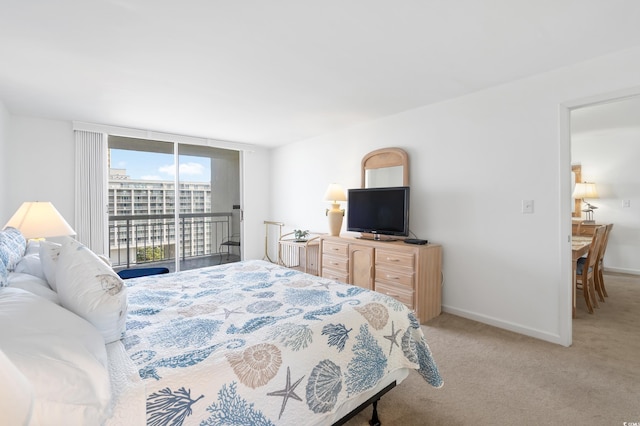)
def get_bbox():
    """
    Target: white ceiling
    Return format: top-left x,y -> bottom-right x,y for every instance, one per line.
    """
2,1 -> 640,147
